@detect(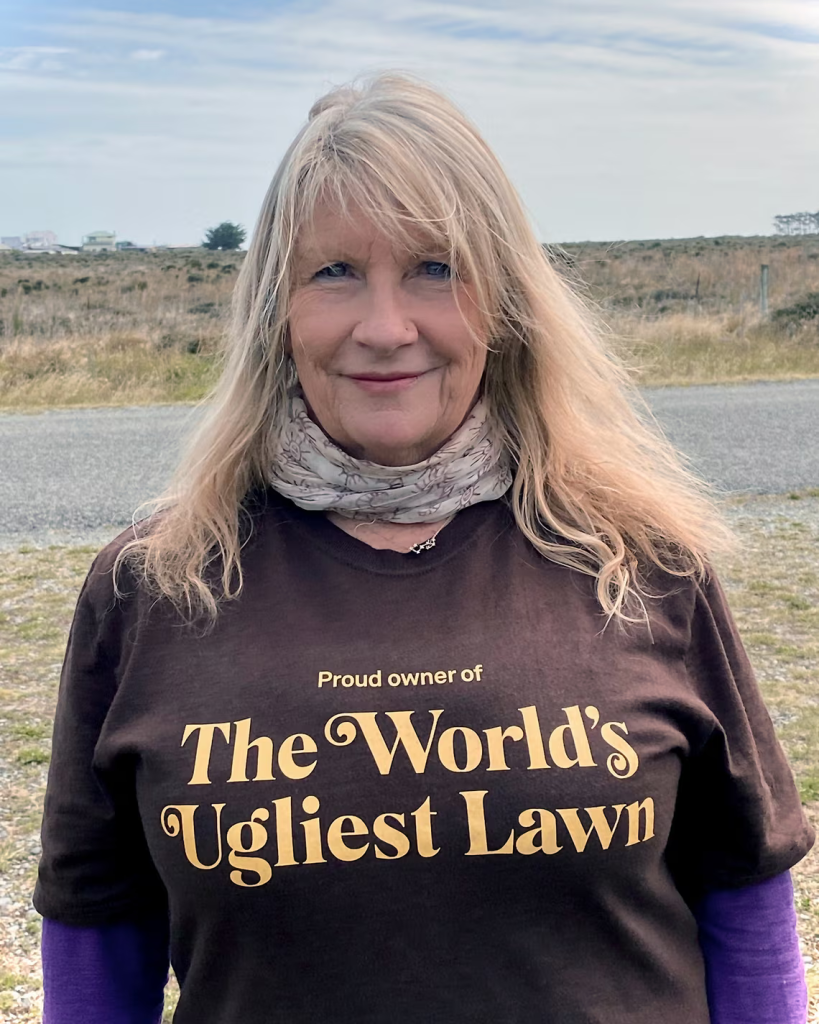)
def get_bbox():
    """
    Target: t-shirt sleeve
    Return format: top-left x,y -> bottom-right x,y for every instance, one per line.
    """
33,547 -> 167,925
666,568 -> 814,897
